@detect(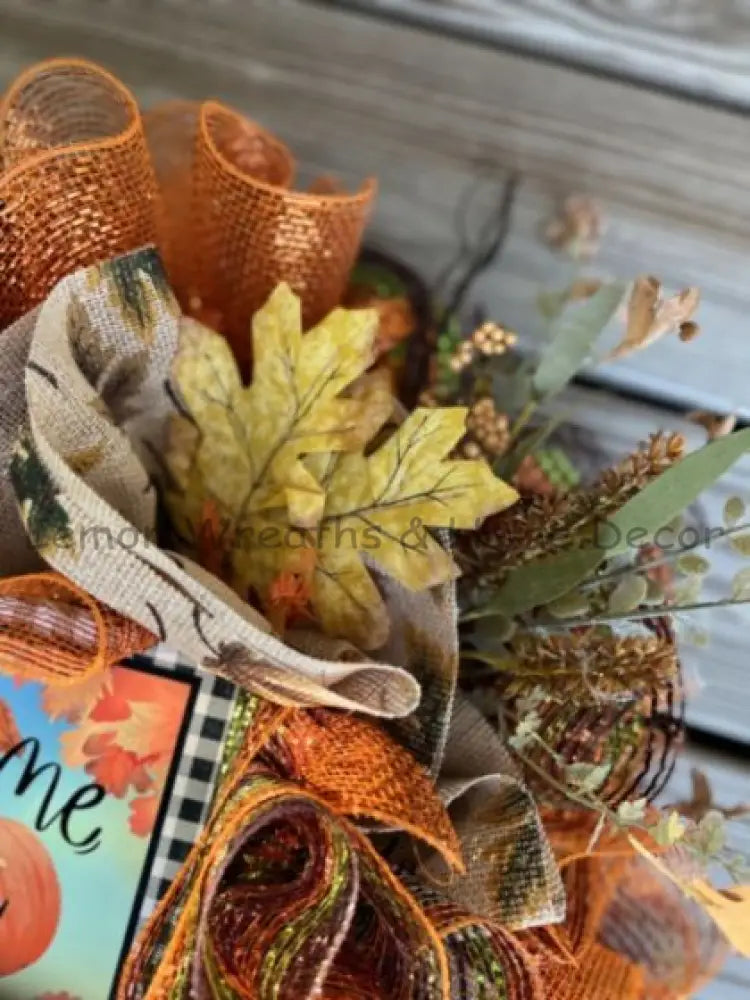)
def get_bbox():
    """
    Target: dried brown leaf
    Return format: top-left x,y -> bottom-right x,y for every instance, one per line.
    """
608,276 -> 700,360
544,195 -> 603,259
688,410 -> 738,441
